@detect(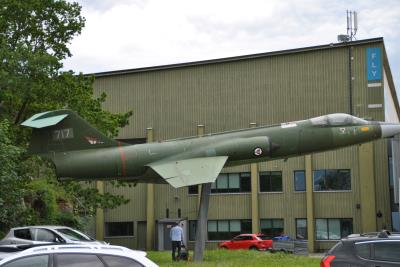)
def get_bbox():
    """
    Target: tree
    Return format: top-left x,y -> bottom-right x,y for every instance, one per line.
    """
0,0 -> 84,122
0,120 -> 25,236
0,0 -> 132,234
